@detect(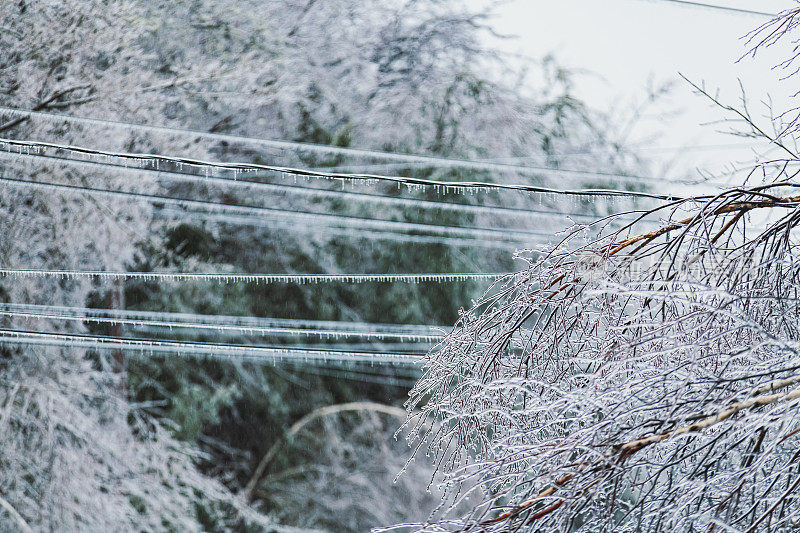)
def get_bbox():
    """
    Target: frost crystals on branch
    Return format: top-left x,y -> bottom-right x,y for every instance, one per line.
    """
404,180 -> 800,531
